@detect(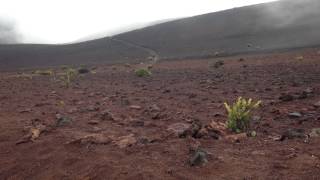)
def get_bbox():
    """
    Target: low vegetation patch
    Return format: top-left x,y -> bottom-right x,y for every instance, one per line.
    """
33,69 -> 54,76
61,68 -> 78,88
224,97 -> 261,133
135,68 -> 152,77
